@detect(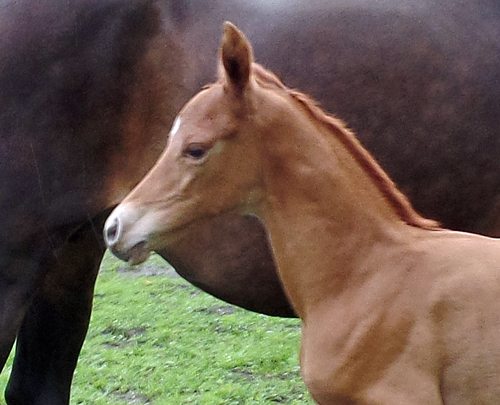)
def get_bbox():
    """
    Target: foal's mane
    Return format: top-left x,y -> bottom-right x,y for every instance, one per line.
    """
251,64 -> 440,230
